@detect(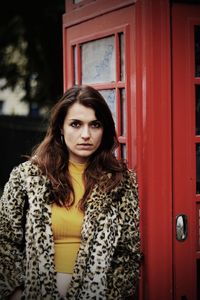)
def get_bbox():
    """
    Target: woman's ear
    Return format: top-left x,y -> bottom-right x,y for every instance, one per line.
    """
60,128 -> 64,135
